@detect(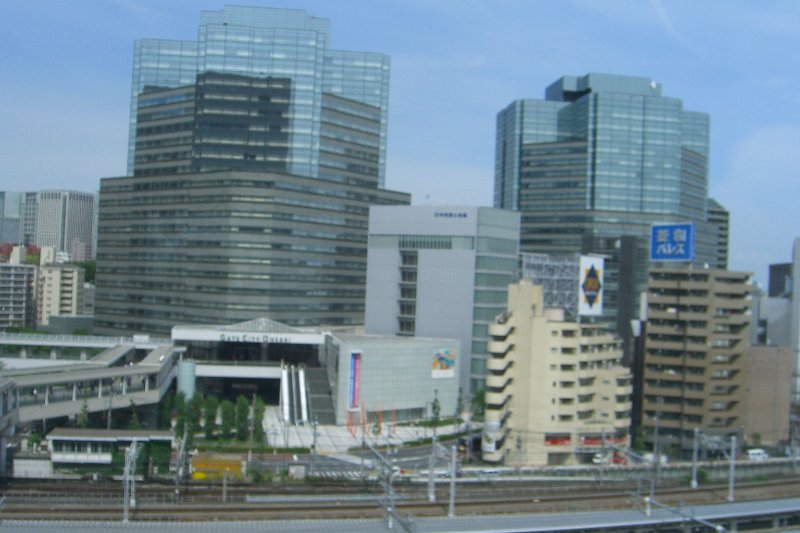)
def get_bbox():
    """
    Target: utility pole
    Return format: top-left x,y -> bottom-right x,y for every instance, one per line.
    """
122,442 -> 141,523
448,444 -> 457,518
427,435 -> 436,502
690,427 -> 699,489
312,416 -> 319,453
654,397 -> 662,484
728,435 -> 736,502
